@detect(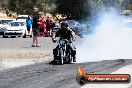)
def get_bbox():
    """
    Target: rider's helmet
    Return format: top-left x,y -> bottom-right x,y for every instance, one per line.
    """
61,21 -> 68,28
